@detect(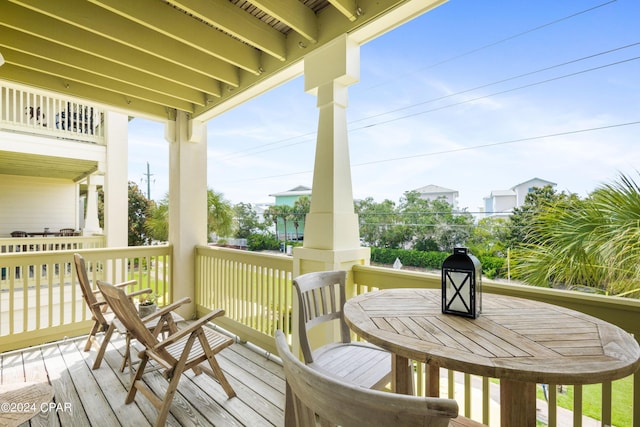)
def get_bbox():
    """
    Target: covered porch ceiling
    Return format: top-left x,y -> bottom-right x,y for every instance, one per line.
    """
0,0 -> 447,122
